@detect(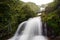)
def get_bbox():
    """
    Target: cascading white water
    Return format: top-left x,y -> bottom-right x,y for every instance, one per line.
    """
8,21 -> 27,40
8,17 -> 48,40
